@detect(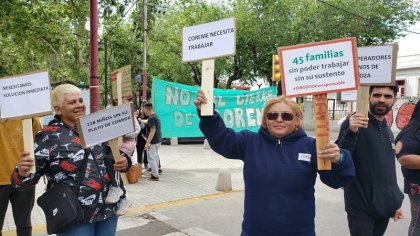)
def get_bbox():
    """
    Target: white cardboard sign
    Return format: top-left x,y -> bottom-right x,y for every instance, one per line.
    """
0,70 -> 52,120
76,103 -> 135,148
357,44 -> 397,85
279,38 -> 359,97
341,90 -> 357,101
182,17 -> 236,62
